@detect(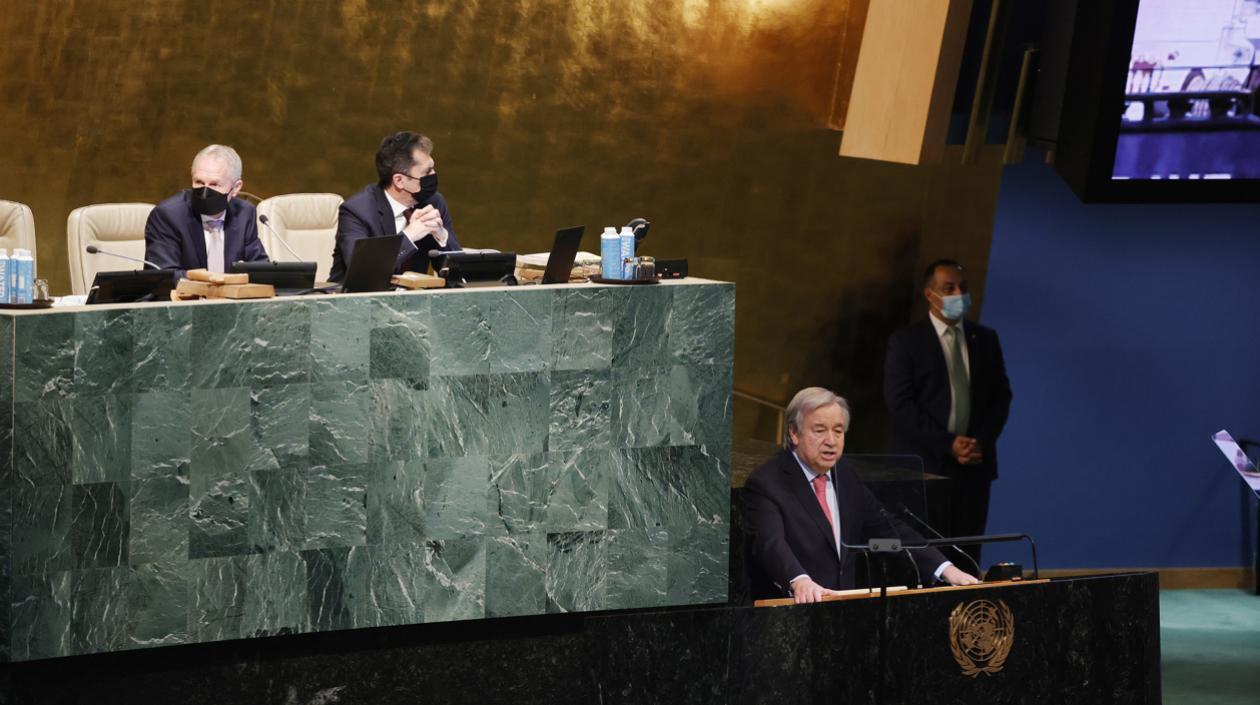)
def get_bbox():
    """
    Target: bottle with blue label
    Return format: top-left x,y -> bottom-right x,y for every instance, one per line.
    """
600,227 -> 621,279
13,248 -> 33,304
618,227 -> 635,279
0,248 -> 9,303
